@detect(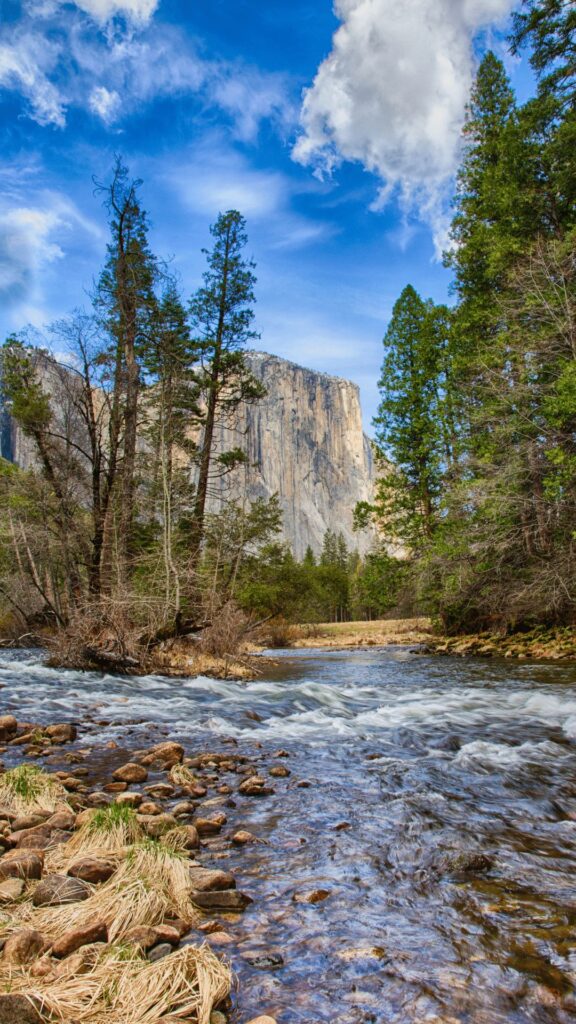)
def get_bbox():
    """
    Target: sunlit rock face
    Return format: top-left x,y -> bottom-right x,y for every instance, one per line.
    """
207,352 -> 377,558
